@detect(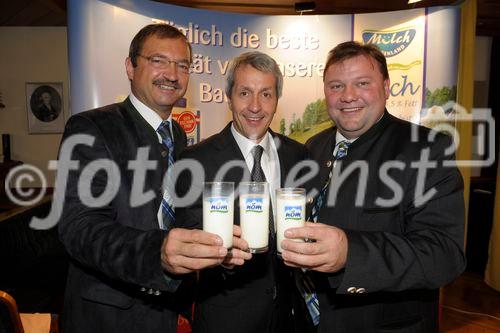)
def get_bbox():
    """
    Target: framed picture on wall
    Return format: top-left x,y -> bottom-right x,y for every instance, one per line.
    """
25,82 -> 65,134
